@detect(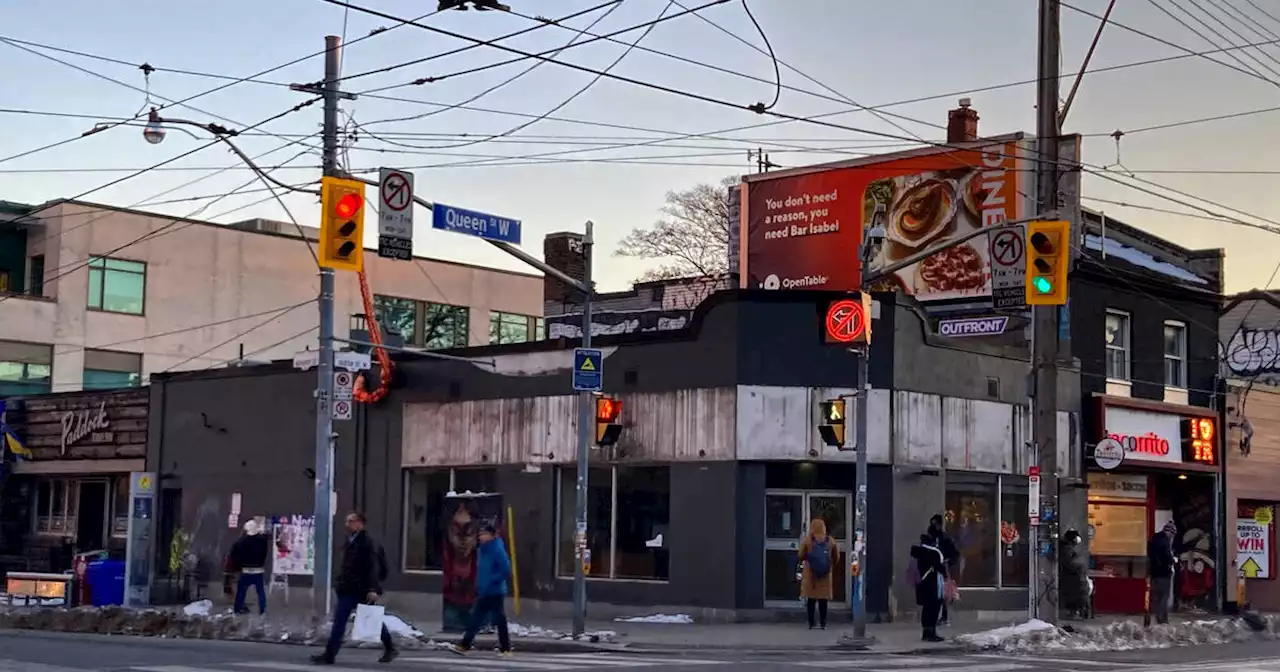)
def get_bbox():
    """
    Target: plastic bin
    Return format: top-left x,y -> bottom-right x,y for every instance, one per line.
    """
86,560 -> 125,606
